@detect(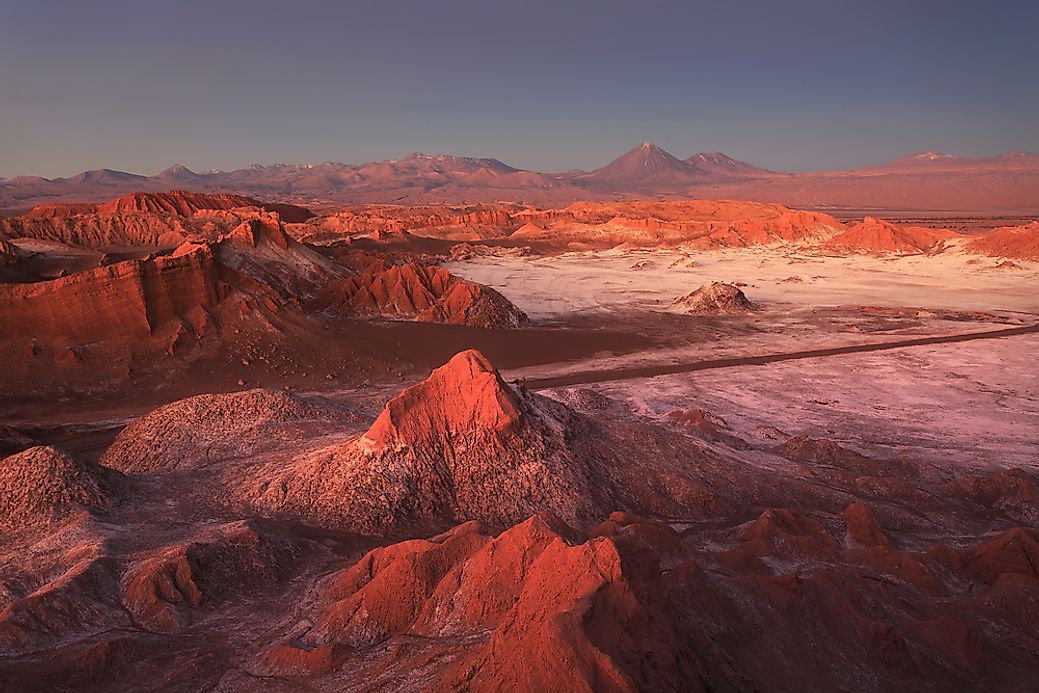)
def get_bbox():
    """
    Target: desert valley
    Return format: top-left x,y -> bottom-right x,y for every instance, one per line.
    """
3,1 -> 1039,689
1,152 -> 1038,690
